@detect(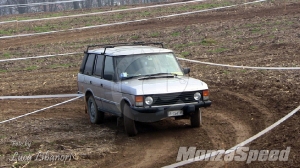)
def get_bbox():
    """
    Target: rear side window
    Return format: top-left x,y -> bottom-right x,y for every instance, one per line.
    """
83,54 -> 95,75
79,53 -> 88,73
103,56 -> 115,81
94,55 -> 104,77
